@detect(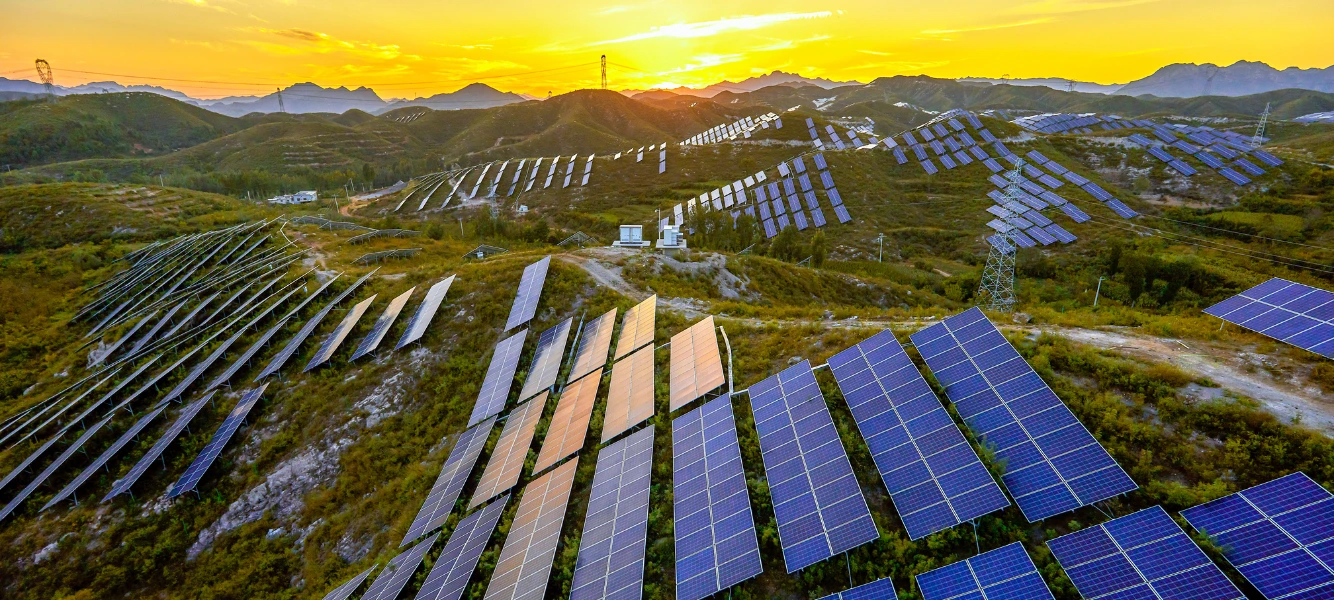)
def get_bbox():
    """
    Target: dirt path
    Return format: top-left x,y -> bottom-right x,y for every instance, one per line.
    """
563,249 -> 1334,434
